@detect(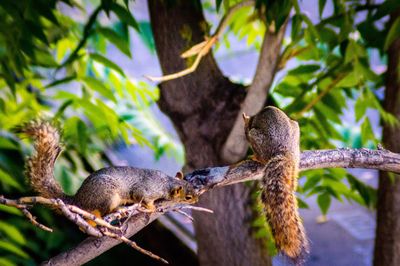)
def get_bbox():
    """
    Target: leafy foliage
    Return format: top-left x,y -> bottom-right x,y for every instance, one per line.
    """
0,0 -> 182,264
212,0 -> 399,247
1,0 -> 400,263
